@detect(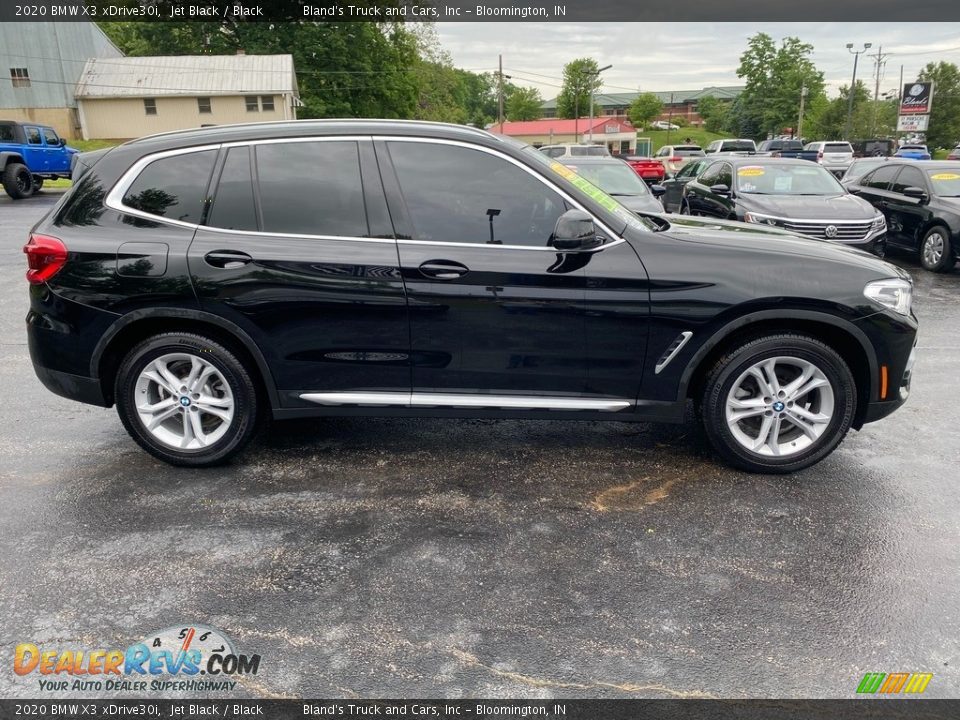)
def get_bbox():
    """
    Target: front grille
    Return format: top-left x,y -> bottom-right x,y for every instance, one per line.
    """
781,220 -> 872,241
